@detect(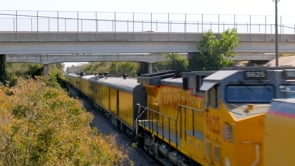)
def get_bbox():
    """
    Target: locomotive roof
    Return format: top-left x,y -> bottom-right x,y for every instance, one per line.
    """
160,77 -> 182,87
203,70 -> 239,81
66,73 -> 81,78
200,70 -> 239,91
268,99 -> 295,116
138,70 -> 176,85
81,75 -> 96,80
272,98 -> 295,104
